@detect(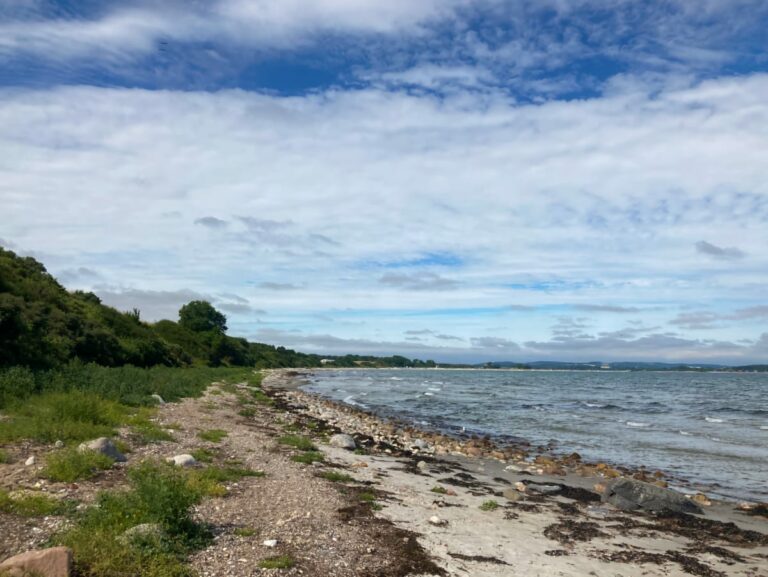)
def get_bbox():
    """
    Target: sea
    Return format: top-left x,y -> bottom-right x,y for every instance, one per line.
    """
304,369 -> 768,502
